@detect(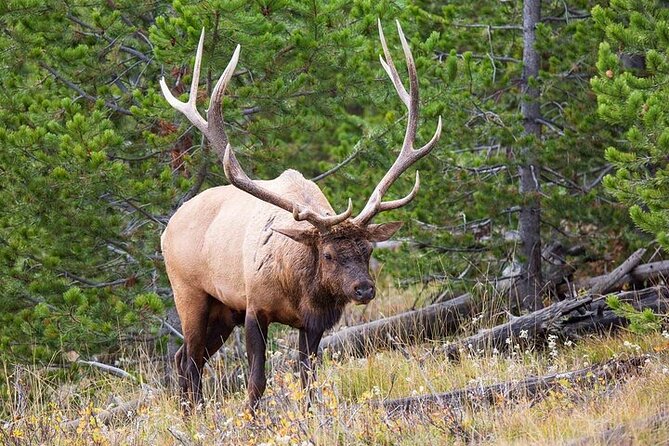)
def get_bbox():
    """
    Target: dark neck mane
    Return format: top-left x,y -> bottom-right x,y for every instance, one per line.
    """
276,227 -> 354,332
